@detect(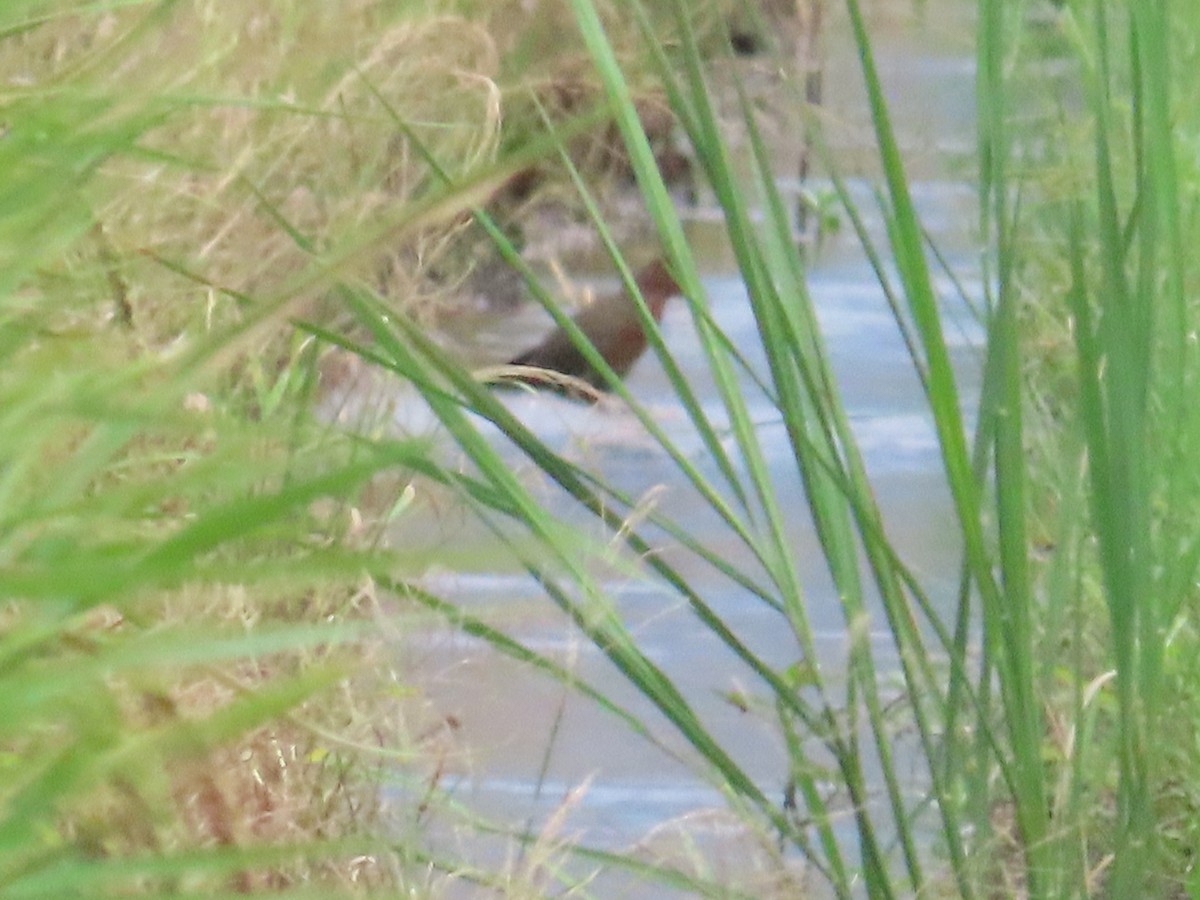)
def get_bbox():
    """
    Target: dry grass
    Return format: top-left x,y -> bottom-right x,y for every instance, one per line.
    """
4,1 -> 729,349
7,3 -> 504,348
